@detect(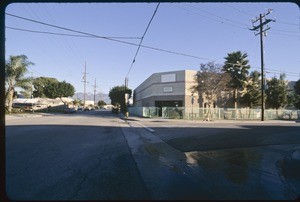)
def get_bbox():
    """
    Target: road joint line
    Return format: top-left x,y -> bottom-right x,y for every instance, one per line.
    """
135,121 -> 155,132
